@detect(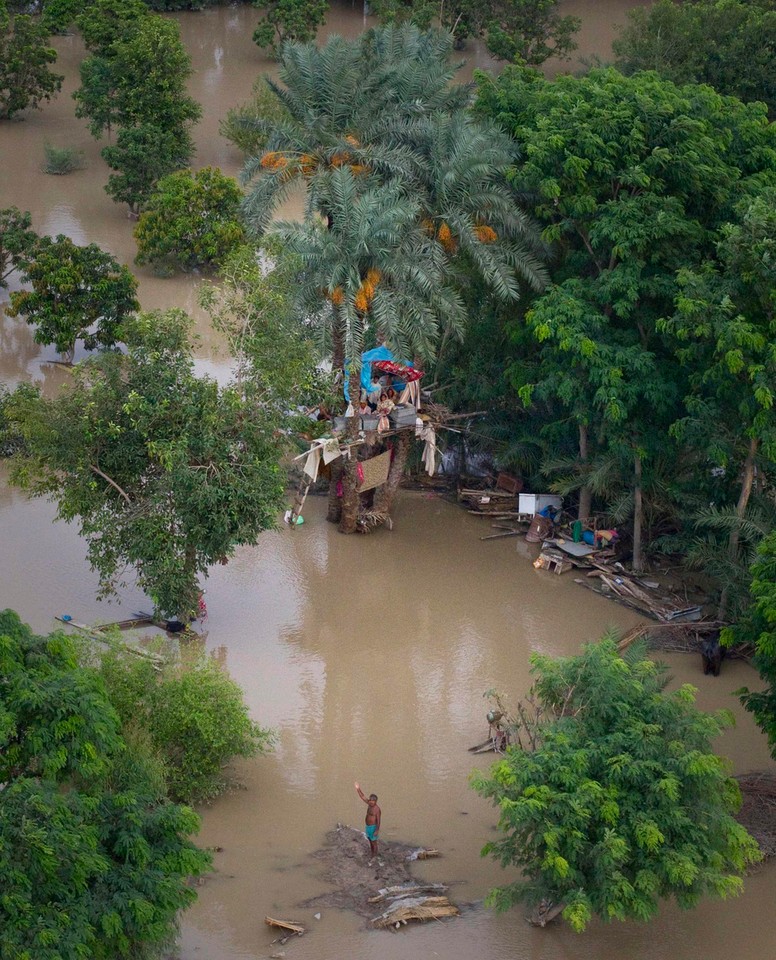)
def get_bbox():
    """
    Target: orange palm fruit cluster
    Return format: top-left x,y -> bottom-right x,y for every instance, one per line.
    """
260,151 -> 288,170
421,218 -> 435,235
329,286 -> 345,306
437,221 -> 458,253
354,268 -> 382,312
299,153 -> 317,174
344,134 -> 360,147
474,224 -> 498,244
330,152 -> 349,167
